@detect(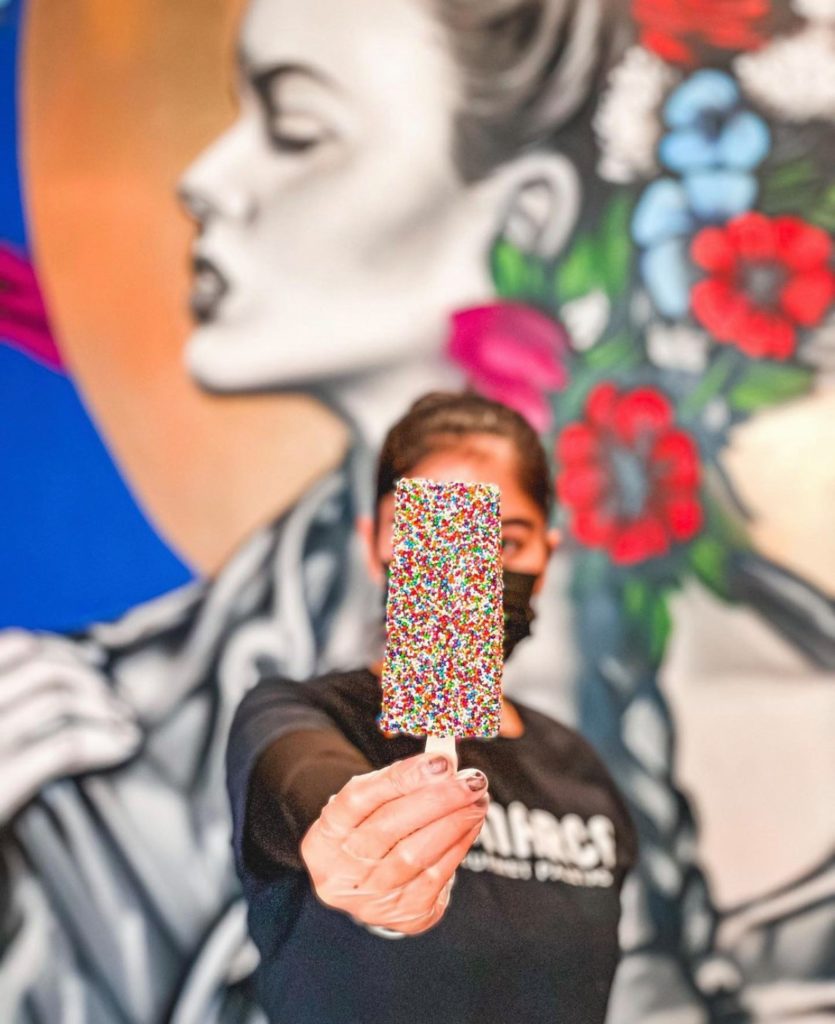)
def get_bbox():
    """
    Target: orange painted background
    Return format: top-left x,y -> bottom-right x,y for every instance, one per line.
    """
21,0 -> 345,573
